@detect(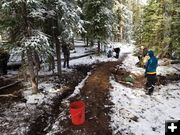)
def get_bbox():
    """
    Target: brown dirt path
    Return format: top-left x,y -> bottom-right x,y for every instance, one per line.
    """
64,54 -> 128,135
80,61 -> 120,134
